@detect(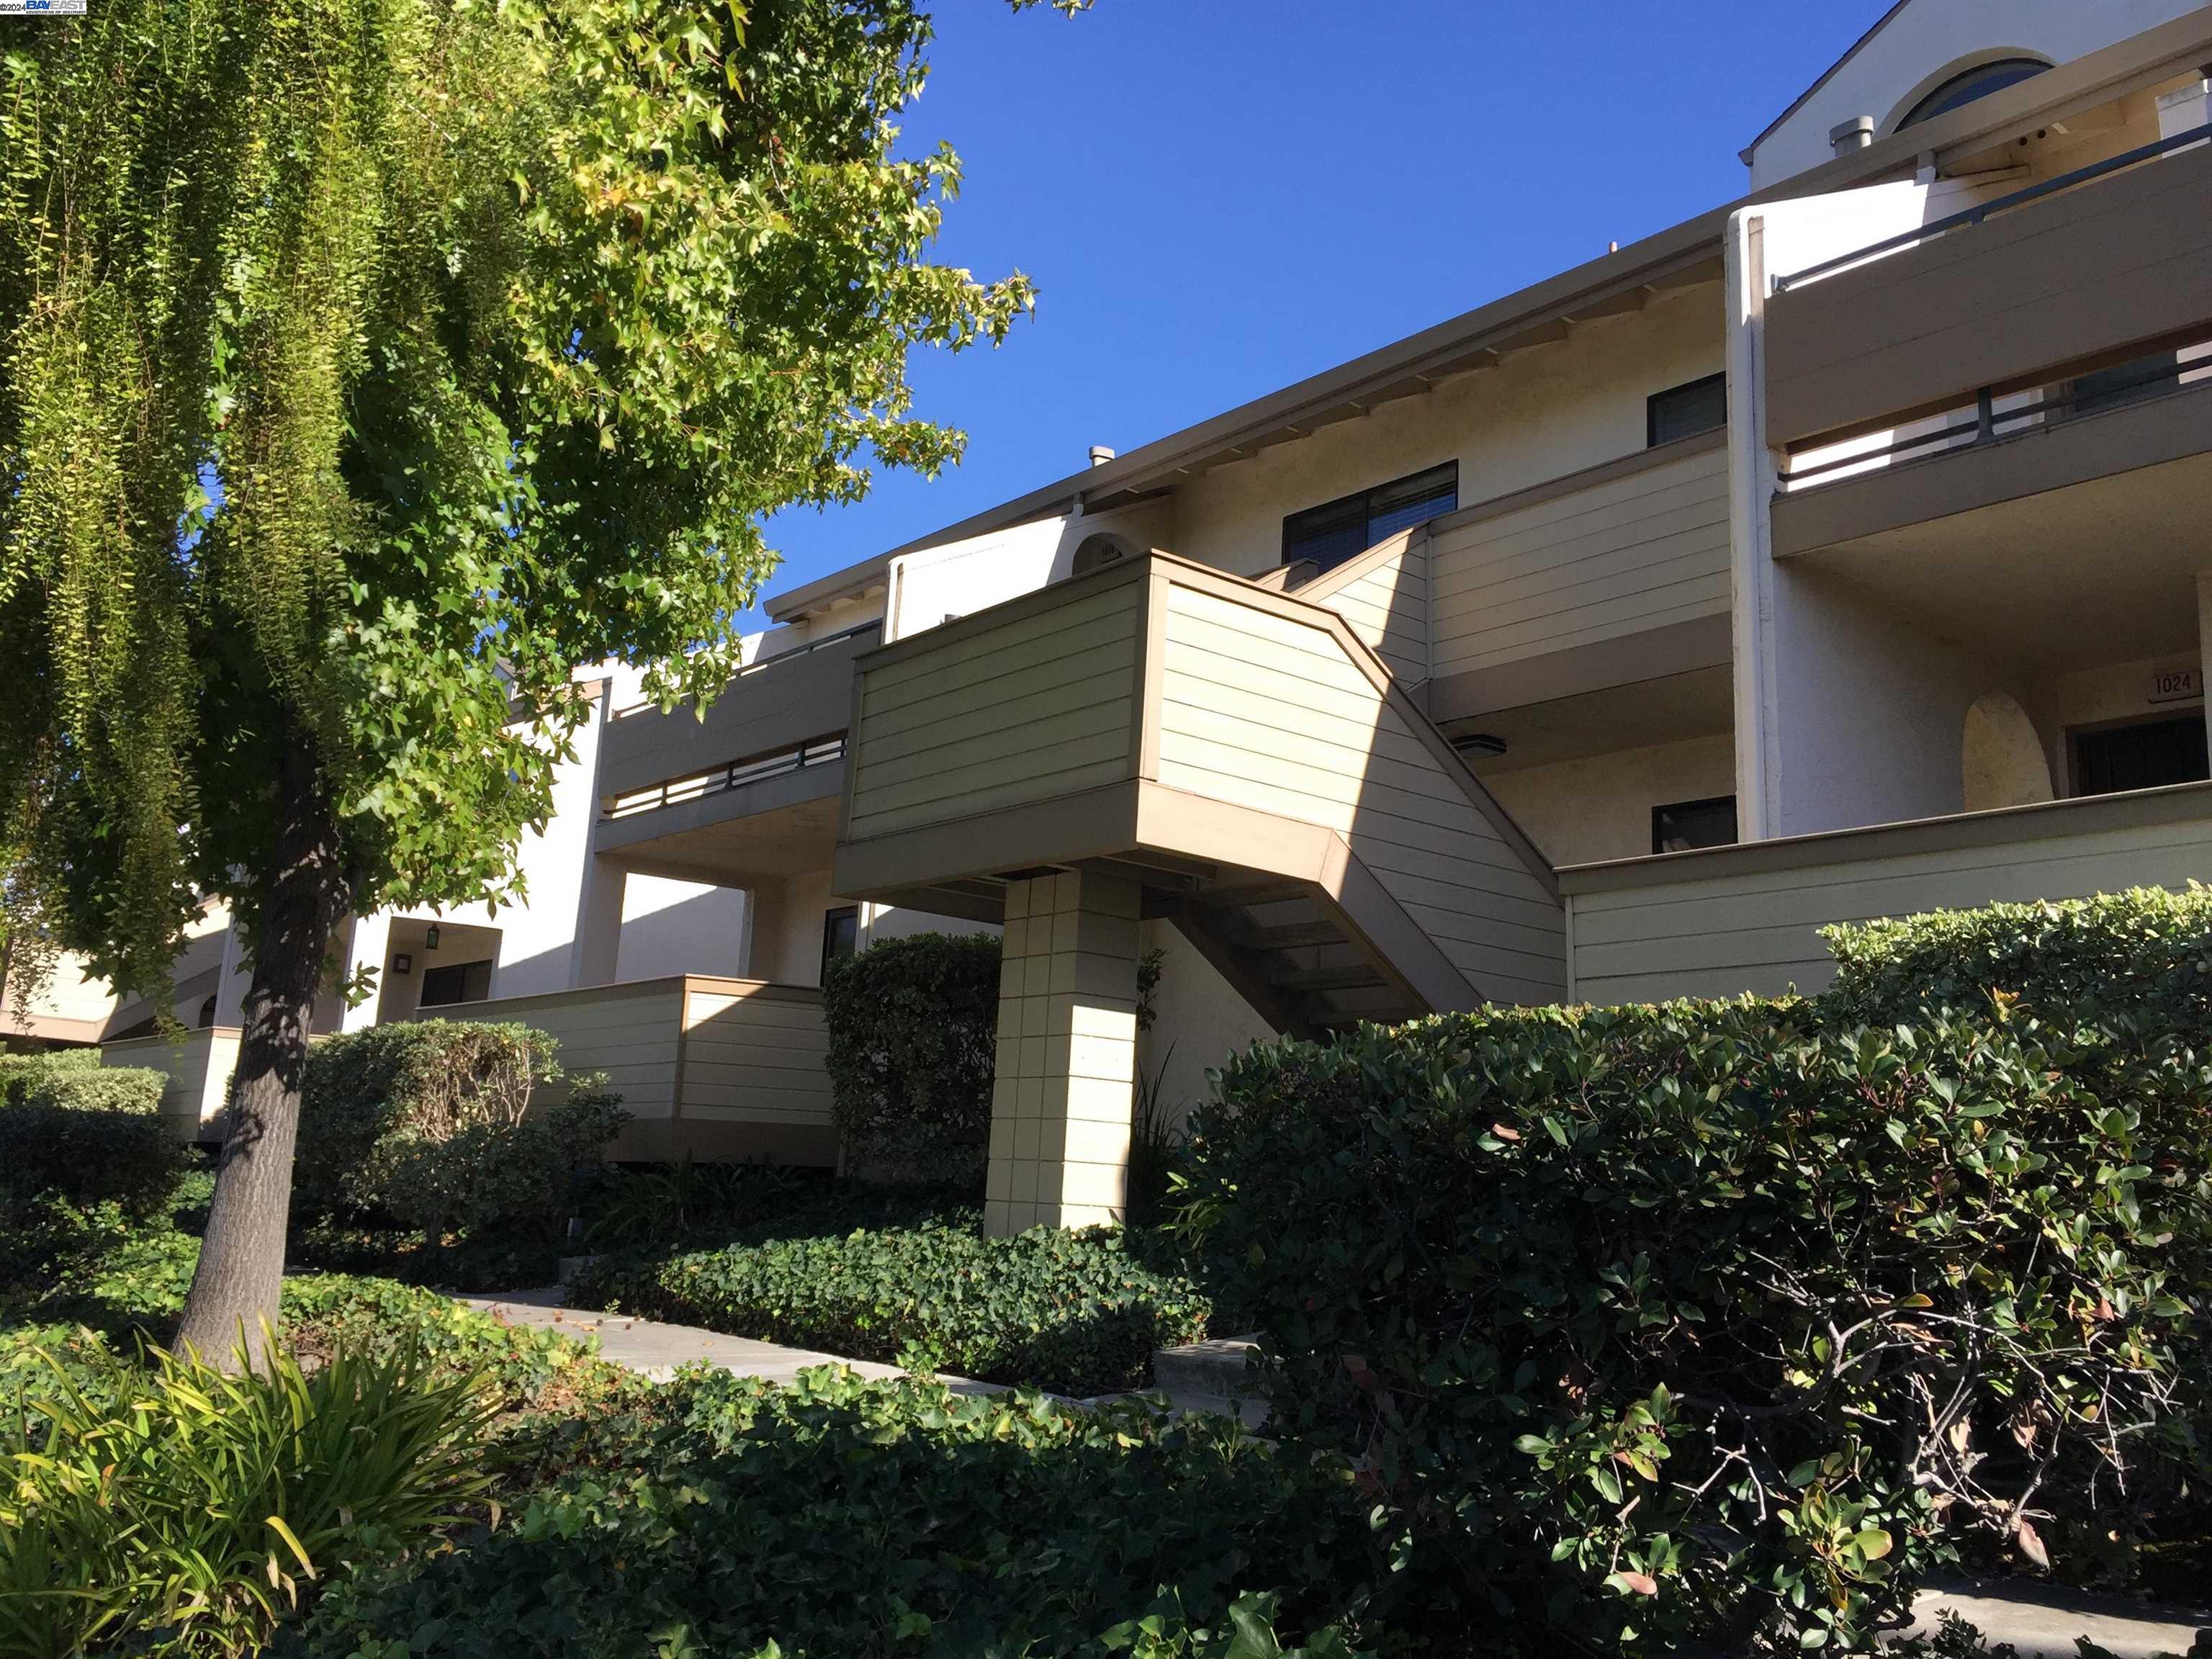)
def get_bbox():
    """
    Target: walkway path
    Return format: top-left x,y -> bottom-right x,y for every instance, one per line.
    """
467,1290 -> 2208,1659
462,1286 -> 1003,1393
